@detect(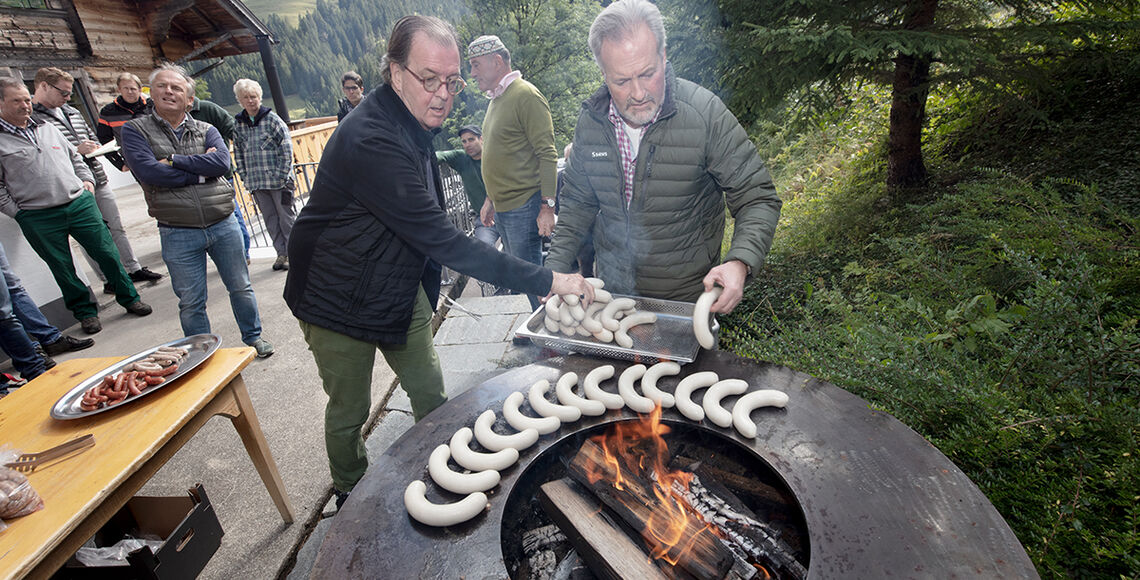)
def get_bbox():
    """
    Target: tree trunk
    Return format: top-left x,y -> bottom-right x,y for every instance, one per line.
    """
886,0 -> 939,190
